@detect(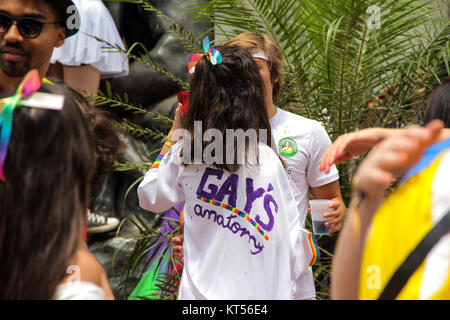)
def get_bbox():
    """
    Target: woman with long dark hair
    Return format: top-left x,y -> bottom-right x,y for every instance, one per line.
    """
138,45 -> 317,299
0,74 -> 107,299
